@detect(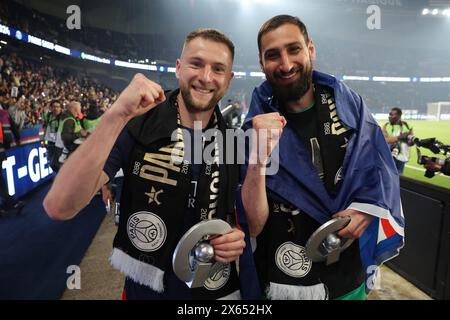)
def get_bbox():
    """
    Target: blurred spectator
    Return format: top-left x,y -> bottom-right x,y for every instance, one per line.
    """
82,101 -> 103,133
382,108 -> 414,175
43,100 -> 63,171
0,103 -> 20,148
8,96 -> 28,130
0,107 -> 24,215
53,101 -> 87,171
222,99 -> 243,129
0,49 -> 117,134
